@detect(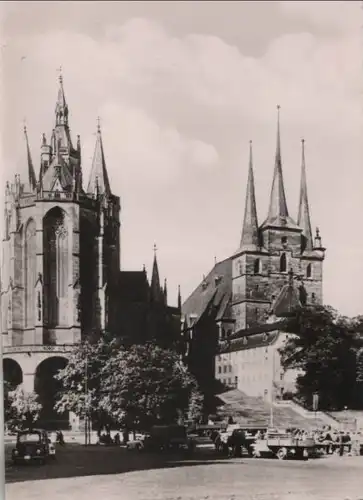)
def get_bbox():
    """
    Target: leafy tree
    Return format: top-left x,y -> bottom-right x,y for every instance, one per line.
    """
279,305 -> 360,411
54,335 -> 118,433
55,334 -> 201,432
7,386 -> 42,430
99,342 -> 199,430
